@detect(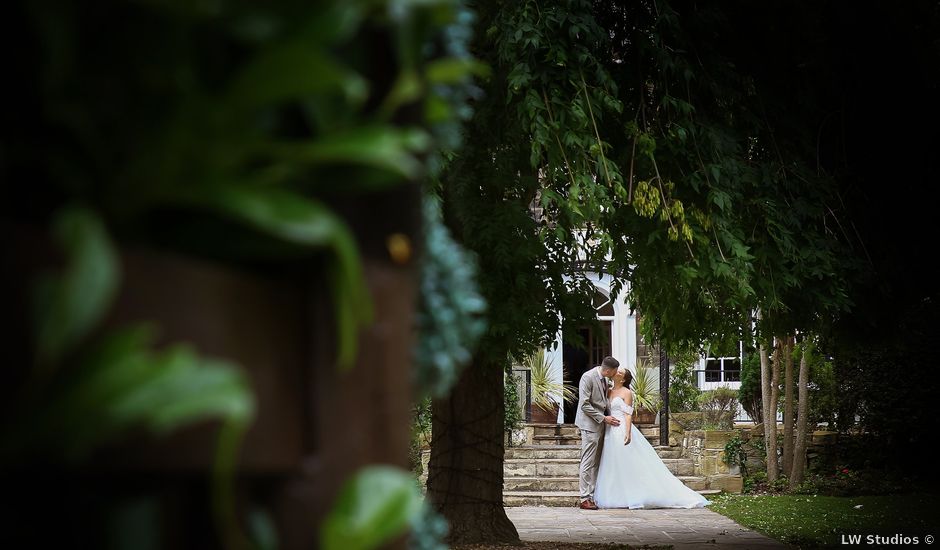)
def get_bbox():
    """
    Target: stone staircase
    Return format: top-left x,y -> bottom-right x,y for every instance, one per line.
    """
419,423 -> 741,507
502,423 -> 729,507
